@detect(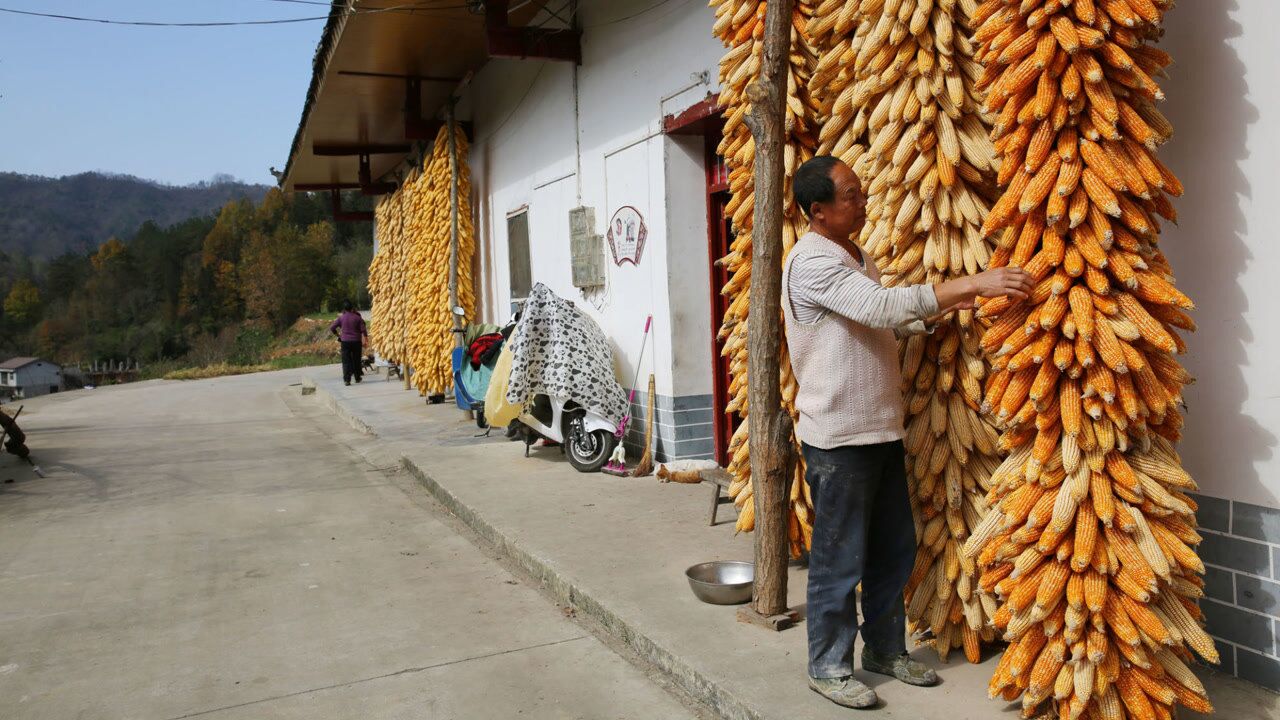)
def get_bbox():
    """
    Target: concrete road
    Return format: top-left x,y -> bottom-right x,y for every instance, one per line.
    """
0,370 -> 701,720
